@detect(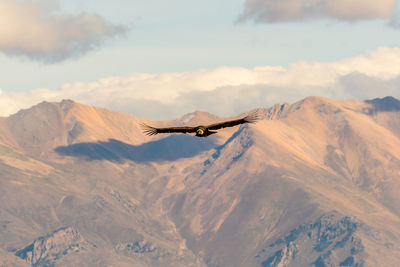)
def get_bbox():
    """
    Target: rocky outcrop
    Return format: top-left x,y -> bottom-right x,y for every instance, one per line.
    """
257,213 -> 367,267
262,103 -> 291,120
15,226 -> 93,266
